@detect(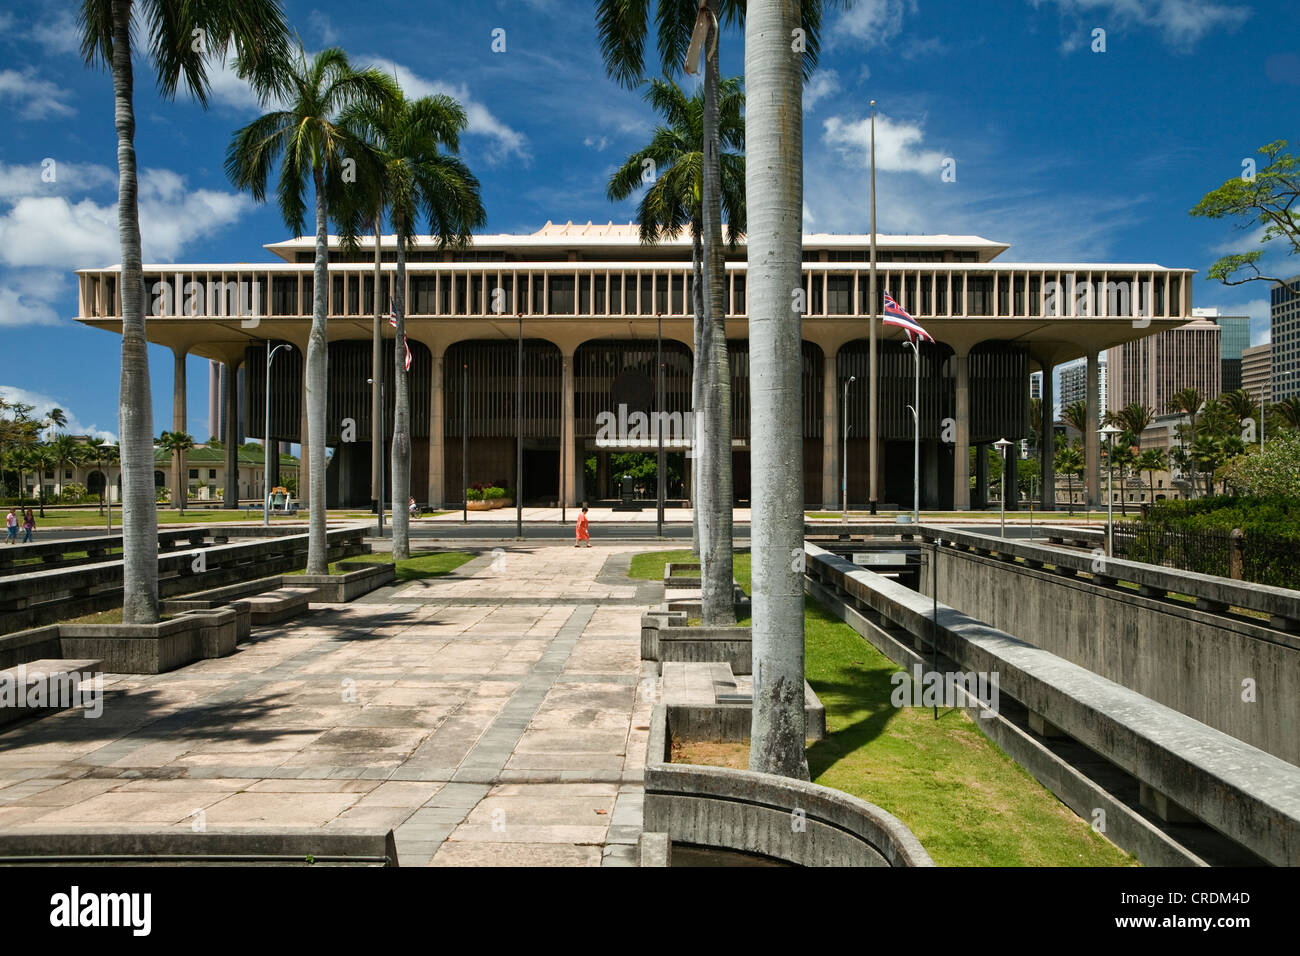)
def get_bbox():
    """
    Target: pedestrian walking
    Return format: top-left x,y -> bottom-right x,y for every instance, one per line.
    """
4,508 -> 16,544
20,508 -> 35,544
574,504 -> 591,548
